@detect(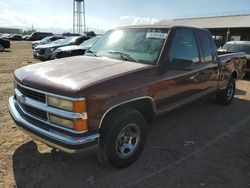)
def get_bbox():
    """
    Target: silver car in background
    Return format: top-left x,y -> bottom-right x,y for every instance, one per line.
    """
33,36 -> 89,61
32,36 -> 65,49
